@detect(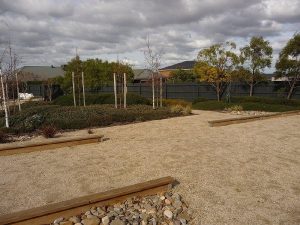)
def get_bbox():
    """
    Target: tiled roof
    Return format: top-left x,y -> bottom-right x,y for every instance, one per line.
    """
133,69 -> 153,80
19,66 -> 64,81
160,61 -> 196,70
